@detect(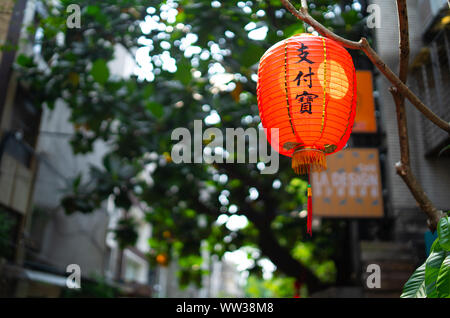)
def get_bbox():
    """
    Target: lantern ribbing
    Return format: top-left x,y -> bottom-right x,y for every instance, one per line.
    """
257,33 -> 357,235
256,33 -> 357,175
